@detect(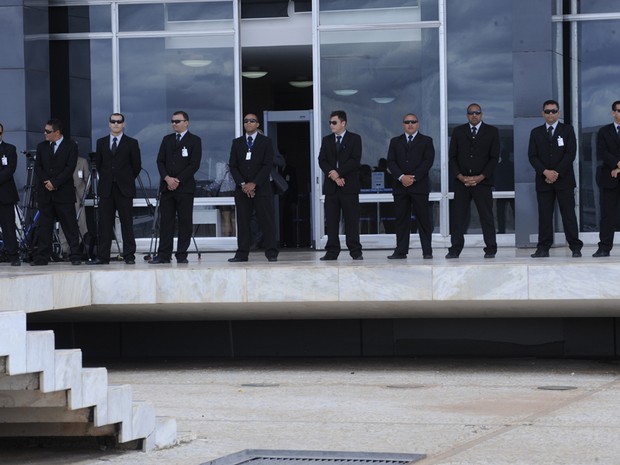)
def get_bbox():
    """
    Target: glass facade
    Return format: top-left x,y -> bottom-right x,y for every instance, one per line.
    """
7,0 -> 620,250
